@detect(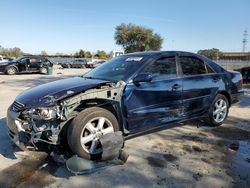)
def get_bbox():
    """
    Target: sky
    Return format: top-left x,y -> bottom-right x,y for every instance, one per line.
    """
0,0 -> 249,55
